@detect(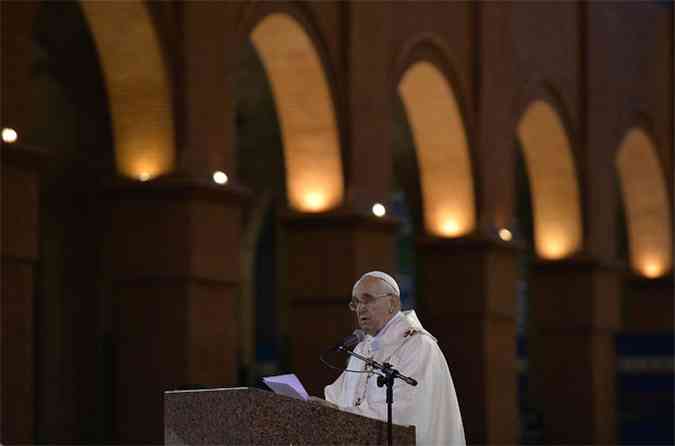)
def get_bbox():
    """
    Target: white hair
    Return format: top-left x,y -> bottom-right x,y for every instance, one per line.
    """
352,271 -> 400,297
